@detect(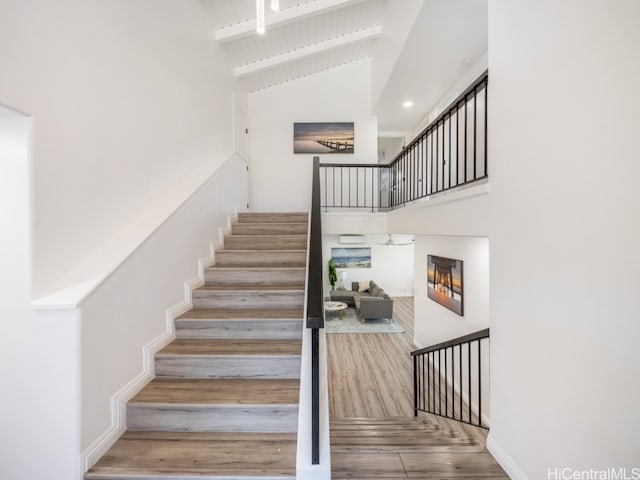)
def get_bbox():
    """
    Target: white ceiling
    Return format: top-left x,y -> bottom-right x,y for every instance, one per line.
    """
376,0 -> 488,132
203,0 -> 487,133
